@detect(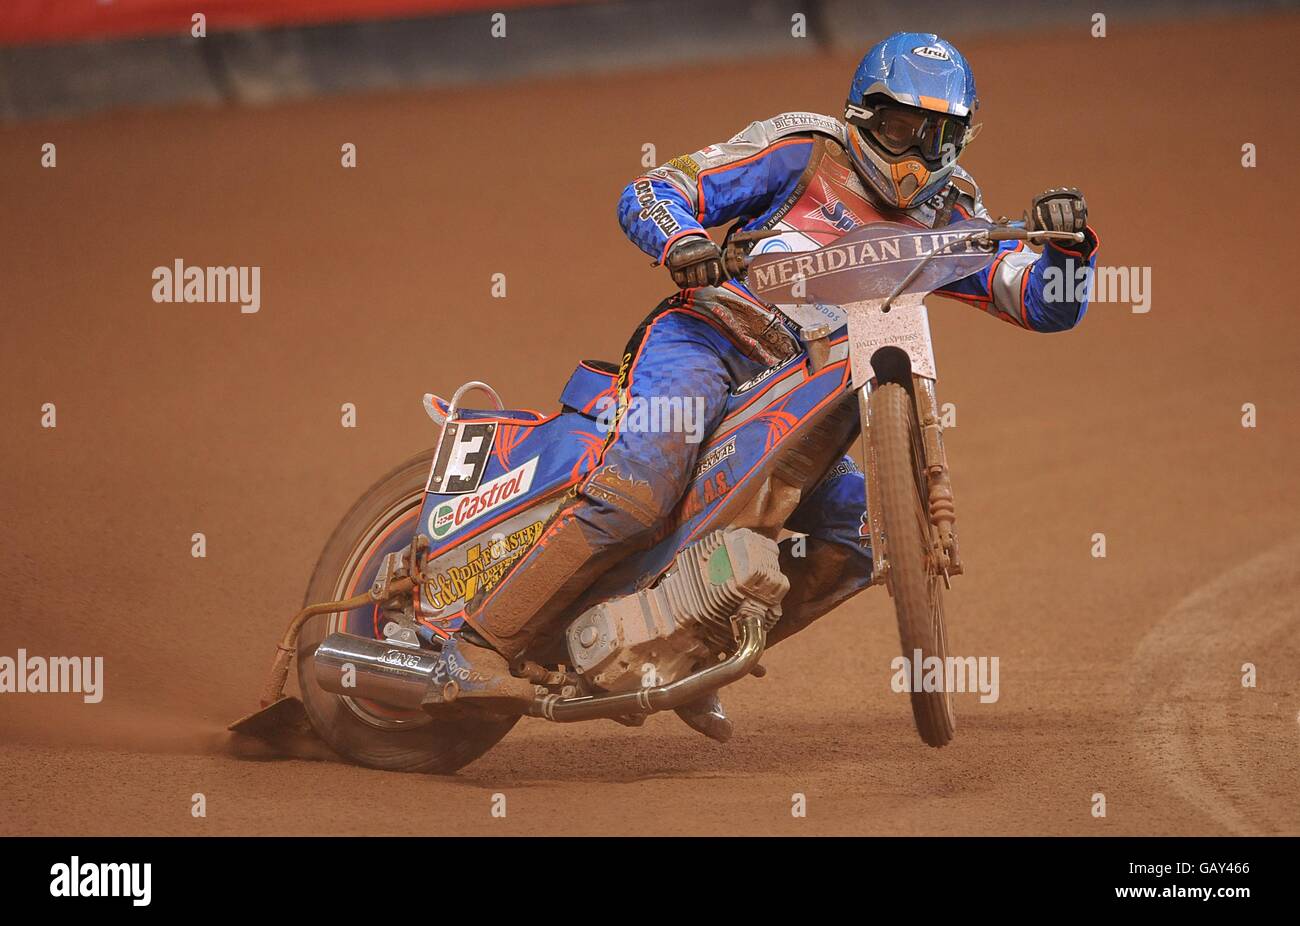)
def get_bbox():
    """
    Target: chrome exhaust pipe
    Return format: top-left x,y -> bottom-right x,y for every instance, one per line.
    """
525,610 -> 767,723
316,612 -> 766,722
314,632 -> 440,710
